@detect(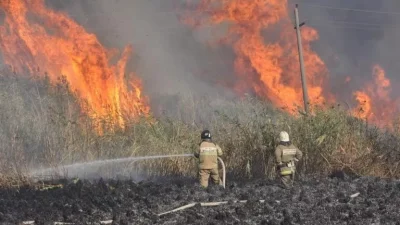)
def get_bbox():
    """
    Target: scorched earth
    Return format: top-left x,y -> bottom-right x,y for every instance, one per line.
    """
0,173 -> 399,225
